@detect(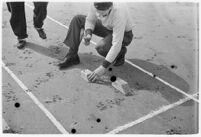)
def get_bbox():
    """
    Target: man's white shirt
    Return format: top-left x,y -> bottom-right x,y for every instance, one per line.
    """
85,3 -> 134,63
